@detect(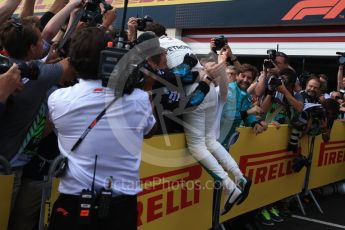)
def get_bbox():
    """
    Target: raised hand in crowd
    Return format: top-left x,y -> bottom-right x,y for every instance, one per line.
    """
45,42 -> 63,64
42,0 -> 83,43
101,7 -> 117,30
247,105 -> 263,116
253,120 -> 267,135
0,64 -> 22,103
0,0 -> 22,24
337,64 -> 344,91
276,80 -> 303,113
203,61 -> 227,81
218,46 -> 231,64
204,58 -> 228,102
20,0 -> 36,18
127,17 -> 138,42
